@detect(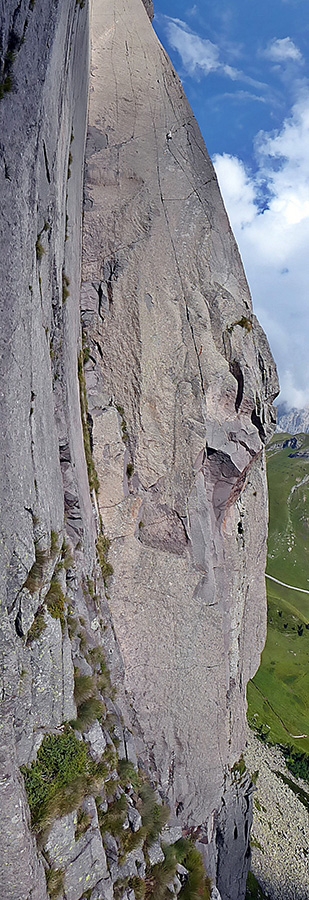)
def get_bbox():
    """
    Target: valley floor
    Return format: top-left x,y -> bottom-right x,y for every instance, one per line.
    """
245,731 -> 309,900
